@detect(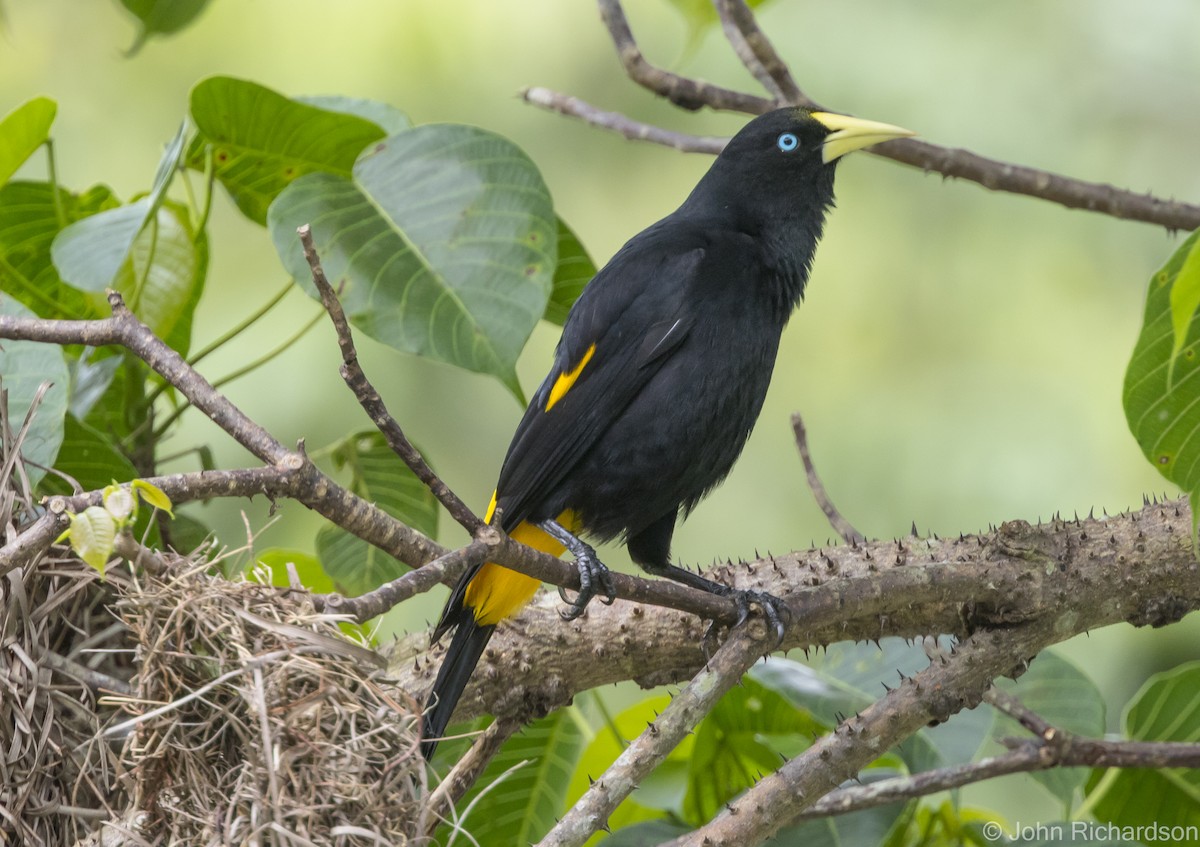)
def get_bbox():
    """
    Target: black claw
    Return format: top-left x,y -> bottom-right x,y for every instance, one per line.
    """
721,588 -> 790,650
555,546 -> 613,620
